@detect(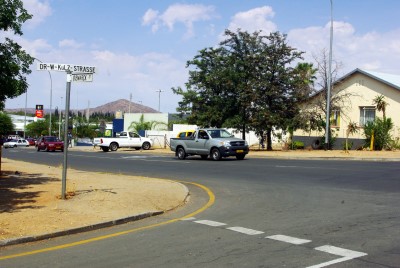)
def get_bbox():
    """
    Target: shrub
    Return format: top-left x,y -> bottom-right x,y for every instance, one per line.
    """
364,118 -> 393,150
290,140 -> 304,150
342,141 -> 353,151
